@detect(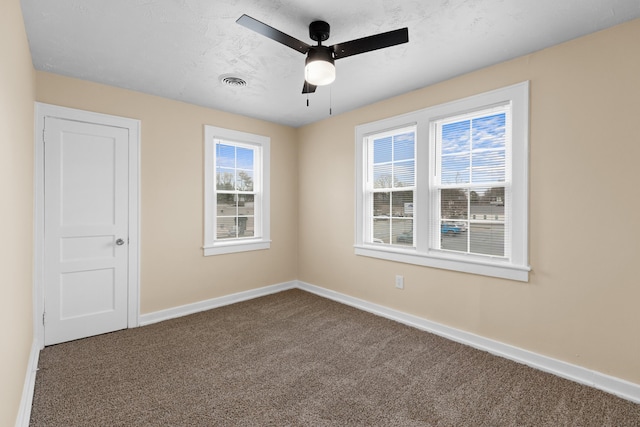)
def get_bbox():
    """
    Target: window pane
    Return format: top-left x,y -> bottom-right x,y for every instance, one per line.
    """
441,221 -> 467,252
472,150 -> 505,183
373,192 -> 390,217
234,216 -> 253,237
469,222 -> 504,256
391,190 -> 414,217
392,219 -> 413,246
238,194 -> 255,216
241,216 -> 255,238
373,164 -> 393,188
441,120 -> 470,155
441,189 -> 468,220
393,133 -> 414,161
236,170 -> 254,191
394,160 -> 415,187
216,168 -> 235,190
468,186 -> 505,256
441,154 -> 470,185
216,217 -> 237,240
472,113 -> 505,150
216,216 -> 256,240
236,147 -> 254,170
469,187 -> 505,220
217,193 -> 236,214
373,218 -> 390,243
216,144 -> 236,168
373,136 -> 392,163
